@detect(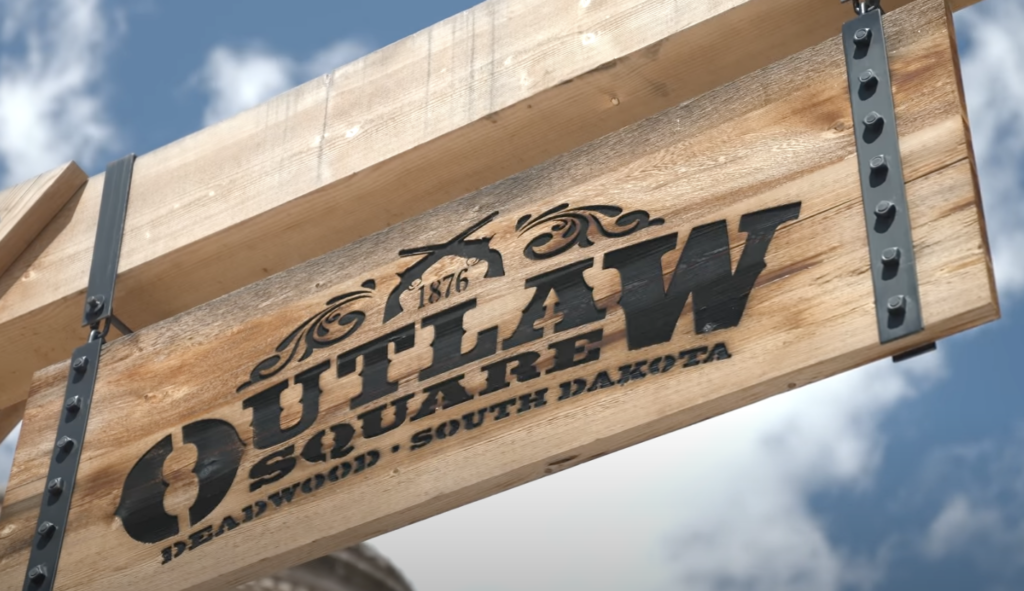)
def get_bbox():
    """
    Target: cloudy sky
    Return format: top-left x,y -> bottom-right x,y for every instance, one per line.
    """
1,1 -> 1022,590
